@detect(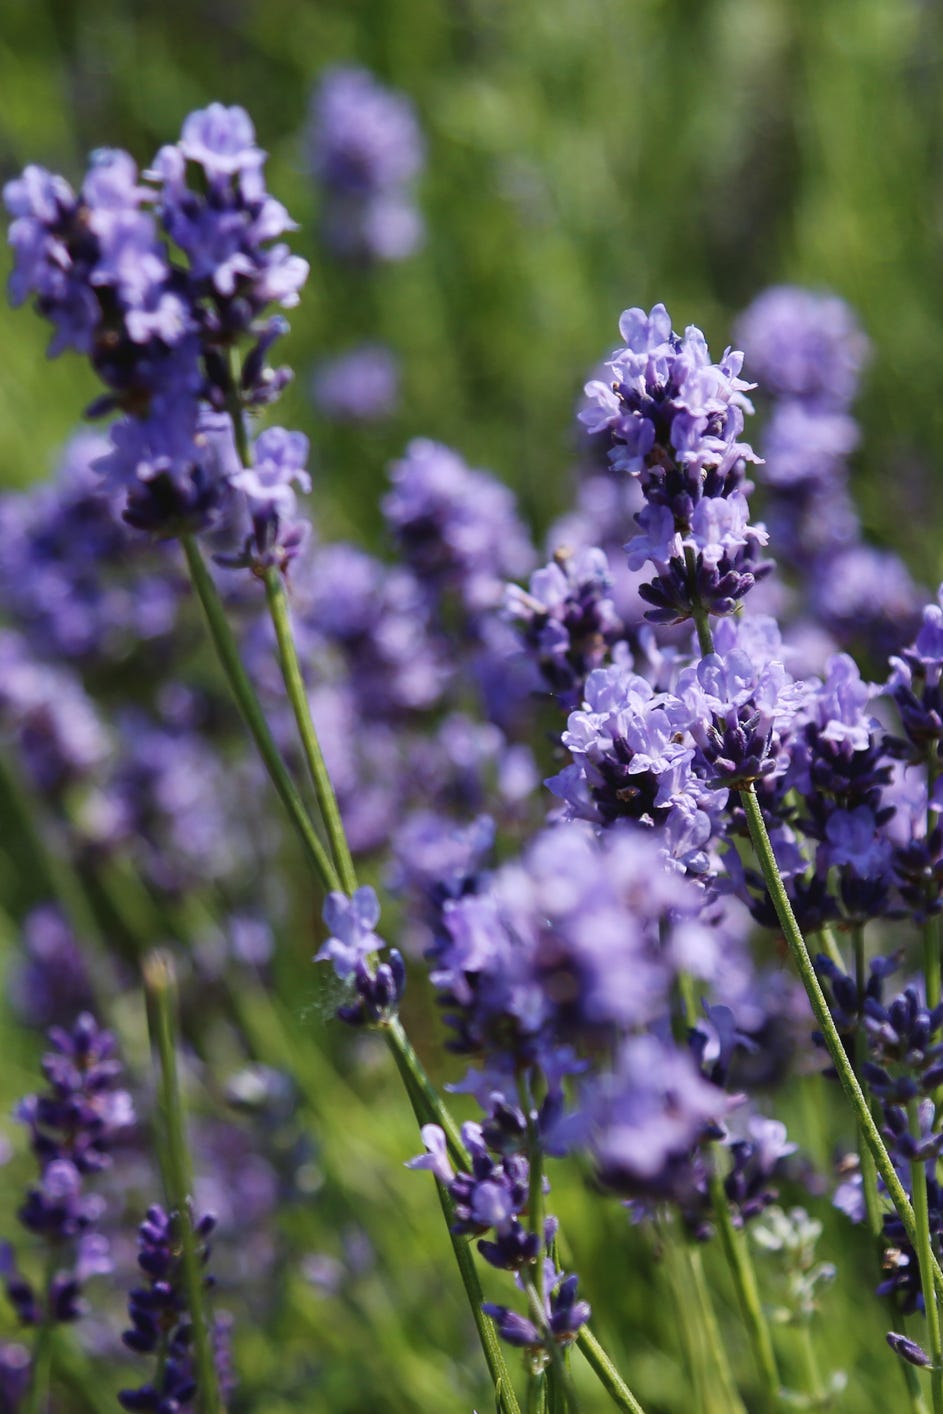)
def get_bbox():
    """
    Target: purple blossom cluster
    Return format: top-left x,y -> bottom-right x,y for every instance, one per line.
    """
307,66 -> 425,262
118,1204 -> 233,1412
383,438 -> 535,619
0,432 -> 184,667
5,103 -> 309,553
579,303 -> 771,625
1,1015 -> 133,1336
312,343 -> 400,423
315,886 -> 405,1026
735,286 -> 921,664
